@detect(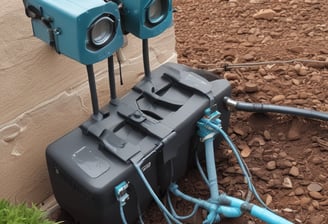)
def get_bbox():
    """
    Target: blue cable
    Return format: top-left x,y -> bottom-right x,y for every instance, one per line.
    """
167,191 -> 200,220
215,125 -> 271,210
130,108 -> 291,223
119,201 -> 128,224
132,161 -> 183,224
195,151 -> 210,187
163,211 -> 173,224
